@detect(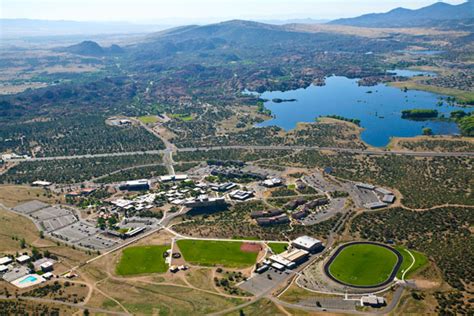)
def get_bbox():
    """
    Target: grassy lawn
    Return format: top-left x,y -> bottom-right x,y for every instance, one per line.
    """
169,113 -> 194,121
116,245 -> 169,276
395,246 -> 429,279
328,243 -> 399,286
137,115 -> 159,124
177,240 -> 258,268
267,242 -> 288,254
